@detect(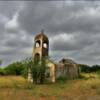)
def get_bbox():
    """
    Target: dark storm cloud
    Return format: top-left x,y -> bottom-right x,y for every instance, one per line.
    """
18,1 -> 57,34
18,1 -> 100,35
0,1 -> 23,19
1,1 -> 100,66
50,34 -> 94,51
4,33 -> 32,48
